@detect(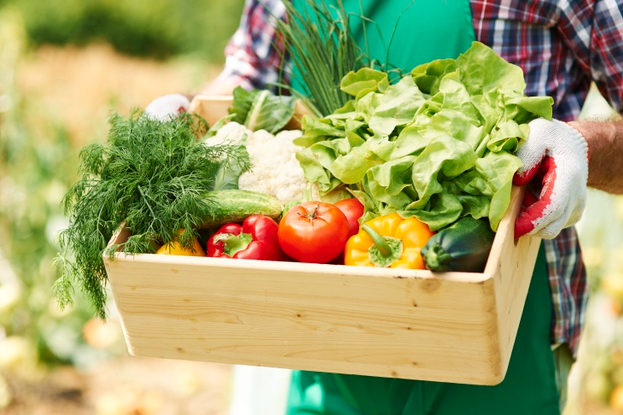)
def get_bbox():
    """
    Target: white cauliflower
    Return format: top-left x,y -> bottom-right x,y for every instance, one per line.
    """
238,128 -> 309,205
206,122 -> 309,205
207,121 -> 248,146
